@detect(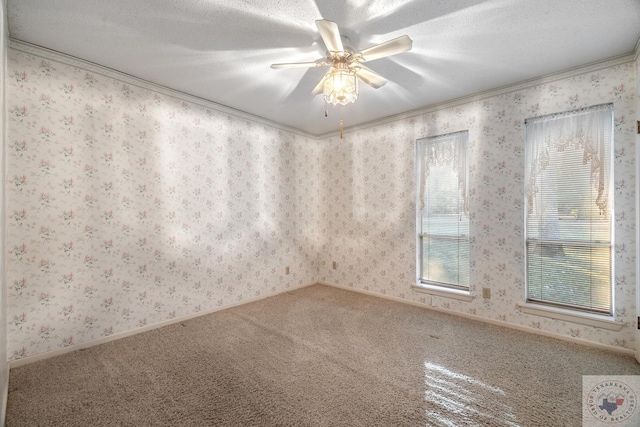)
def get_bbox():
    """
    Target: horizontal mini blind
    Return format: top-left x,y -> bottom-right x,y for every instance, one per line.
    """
417,131 -> 469,289
524,104 -> 613,314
